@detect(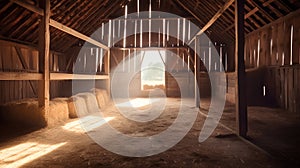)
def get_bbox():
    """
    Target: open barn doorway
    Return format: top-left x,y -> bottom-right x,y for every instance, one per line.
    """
141,50 -> 166,91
